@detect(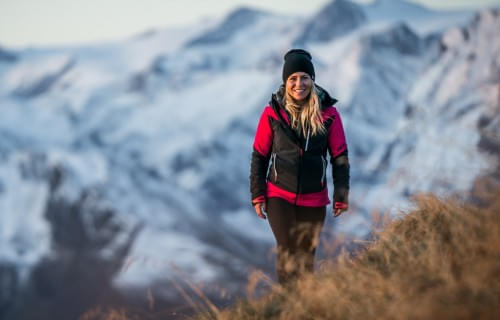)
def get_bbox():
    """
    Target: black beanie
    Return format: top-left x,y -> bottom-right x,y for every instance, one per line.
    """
282,49 -> 315,83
